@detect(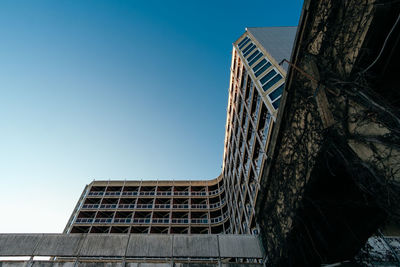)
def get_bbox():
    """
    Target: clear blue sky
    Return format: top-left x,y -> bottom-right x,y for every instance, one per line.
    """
0,0 -> 303,232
